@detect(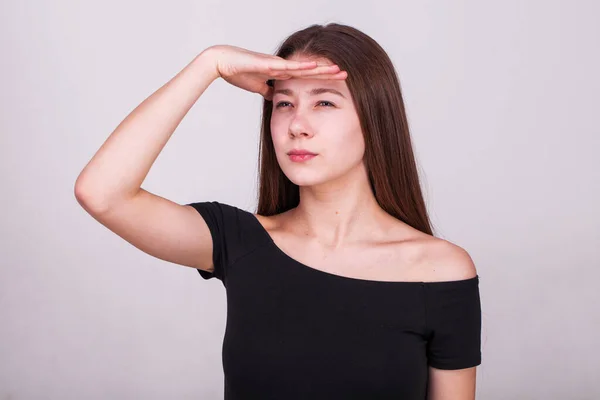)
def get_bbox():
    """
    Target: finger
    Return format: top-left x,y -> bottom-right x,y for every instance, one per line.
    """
284,64 -> 341,76
267,59 -> 318,71
240,73 -> 273,99
267,61 -> 341,72
270,73 -> 292,80
267,65 -> 340,80
264,70 -> 347,88
285,70 -> 348,80
252,77 -> 273,100
261,85 -> 274,101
